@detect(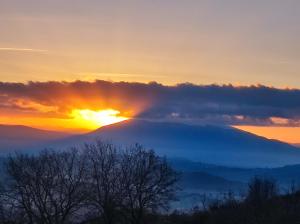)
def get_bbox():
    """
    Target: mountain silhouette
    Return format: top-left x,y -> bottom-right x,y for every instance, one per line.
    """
53,119 -> 300,168
0,124 -> 69,153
